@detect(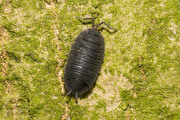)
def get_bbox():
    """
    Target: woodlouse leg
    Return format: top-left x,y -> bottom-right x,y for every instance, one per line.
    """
96,21 -> 117,30
76,17 -> 95,27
